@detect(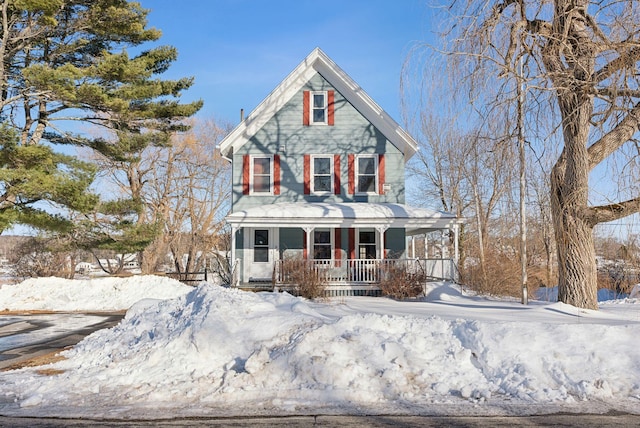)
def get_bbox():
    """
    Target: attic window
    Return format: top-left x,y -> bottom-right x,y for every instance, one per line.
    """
304,90 -> 334,126
311,91 -> 327,124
